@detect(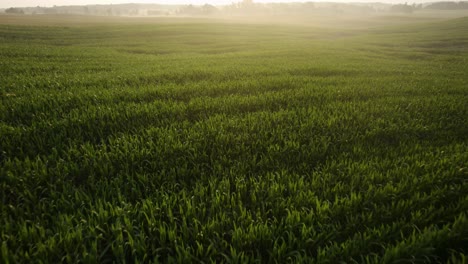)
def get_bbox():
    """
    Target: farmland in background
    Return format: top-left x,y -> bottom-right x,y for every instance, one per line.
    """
1,11 -> 467,263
